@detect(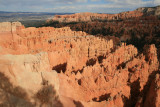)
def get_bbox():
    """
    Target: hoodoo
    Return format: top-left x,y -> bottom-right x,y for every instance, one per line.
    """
0,21 -> 159,107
